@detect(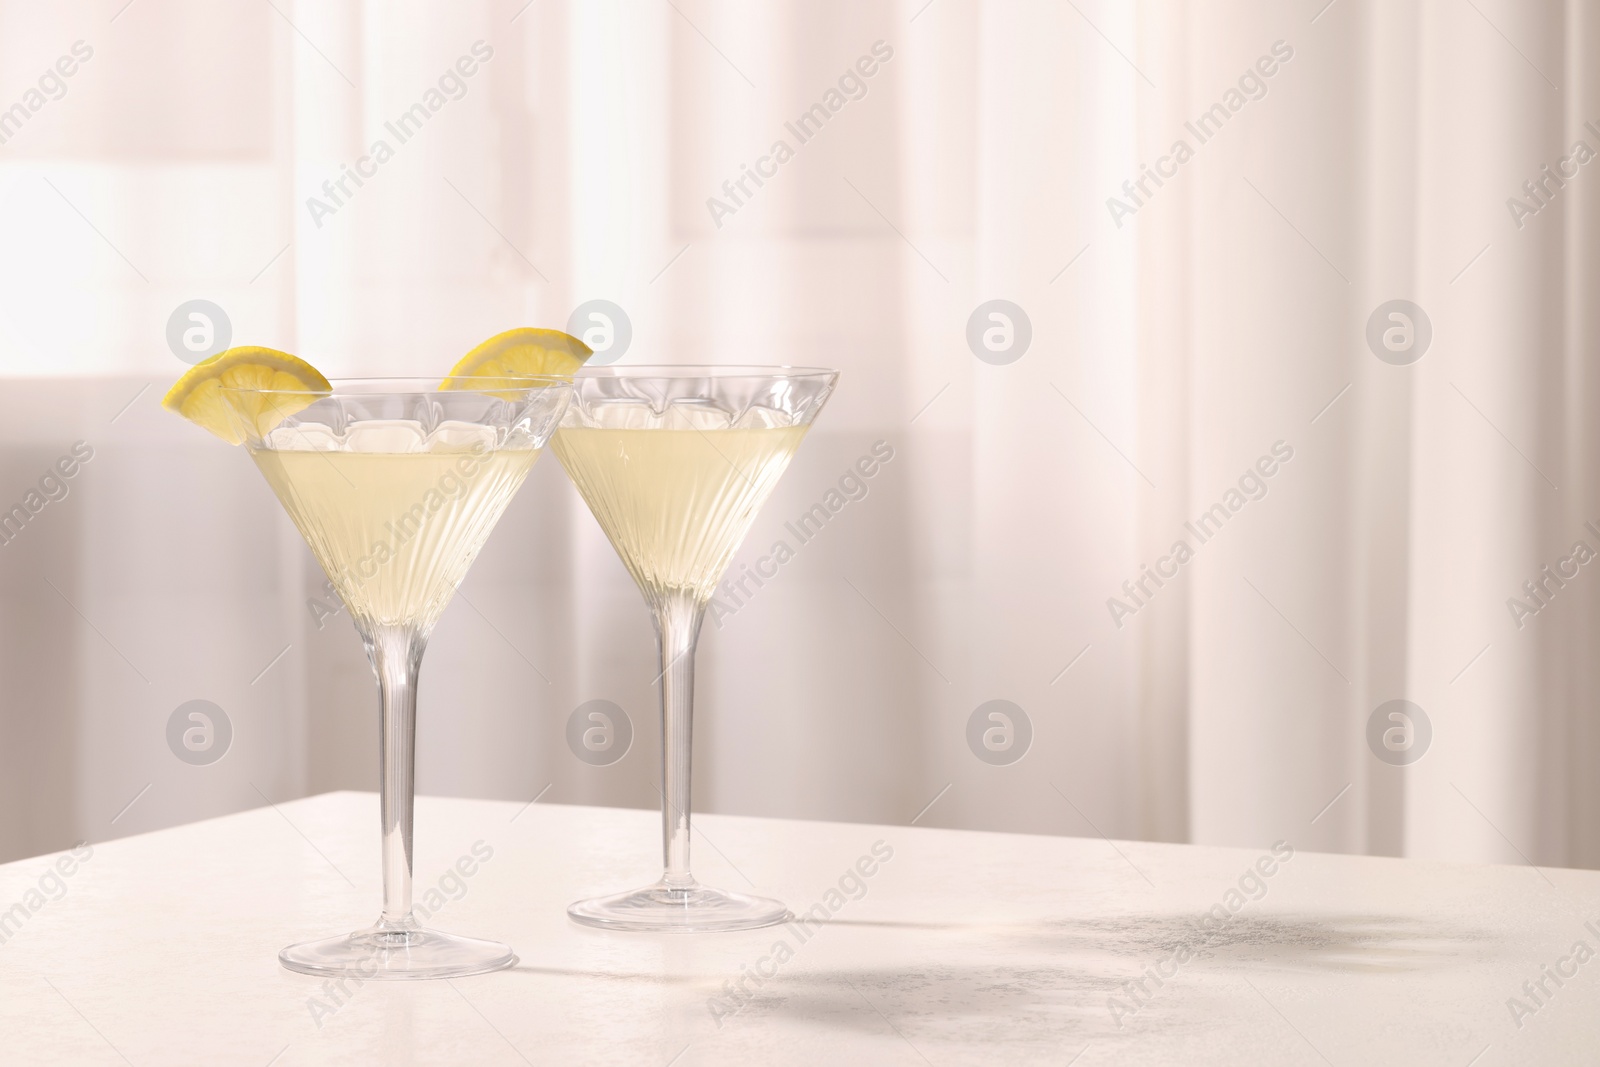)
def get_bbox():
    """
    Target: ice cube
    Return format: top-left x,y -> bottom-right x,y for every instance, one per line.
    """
429,420 -> 499,453
264,423 -> 341,451
576,400 -> 658,430
734,406 -> 792,430
344,420 -> 427,453
666,401 -> 733,431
